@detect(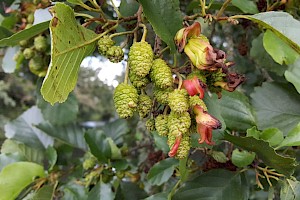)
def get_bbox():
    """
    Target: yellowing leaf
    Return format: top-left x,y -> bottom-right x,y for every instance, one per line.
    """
0,162 -> 45,200
41,3 -> 97,104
